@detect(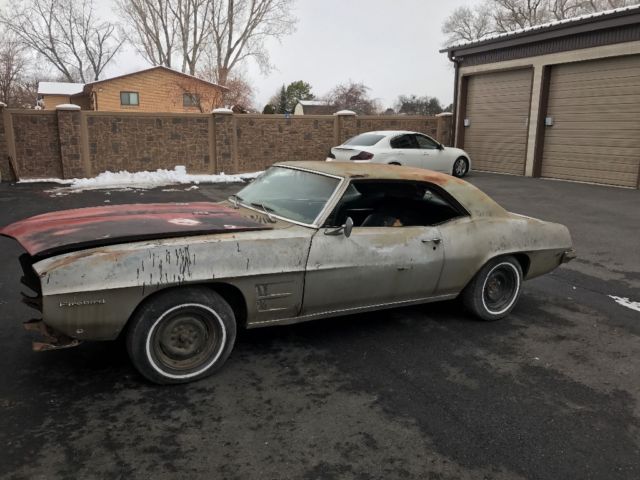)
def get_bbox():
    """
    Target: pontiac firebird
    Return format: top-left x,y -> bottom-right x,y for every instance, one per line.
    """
0,162 -> 575,384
